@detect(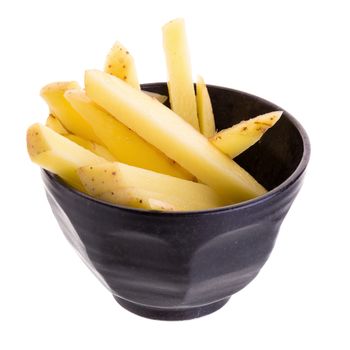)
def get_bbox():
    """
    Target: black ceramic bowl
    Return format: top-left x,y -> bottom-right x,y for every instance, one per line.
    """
42,83 -> 310,321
